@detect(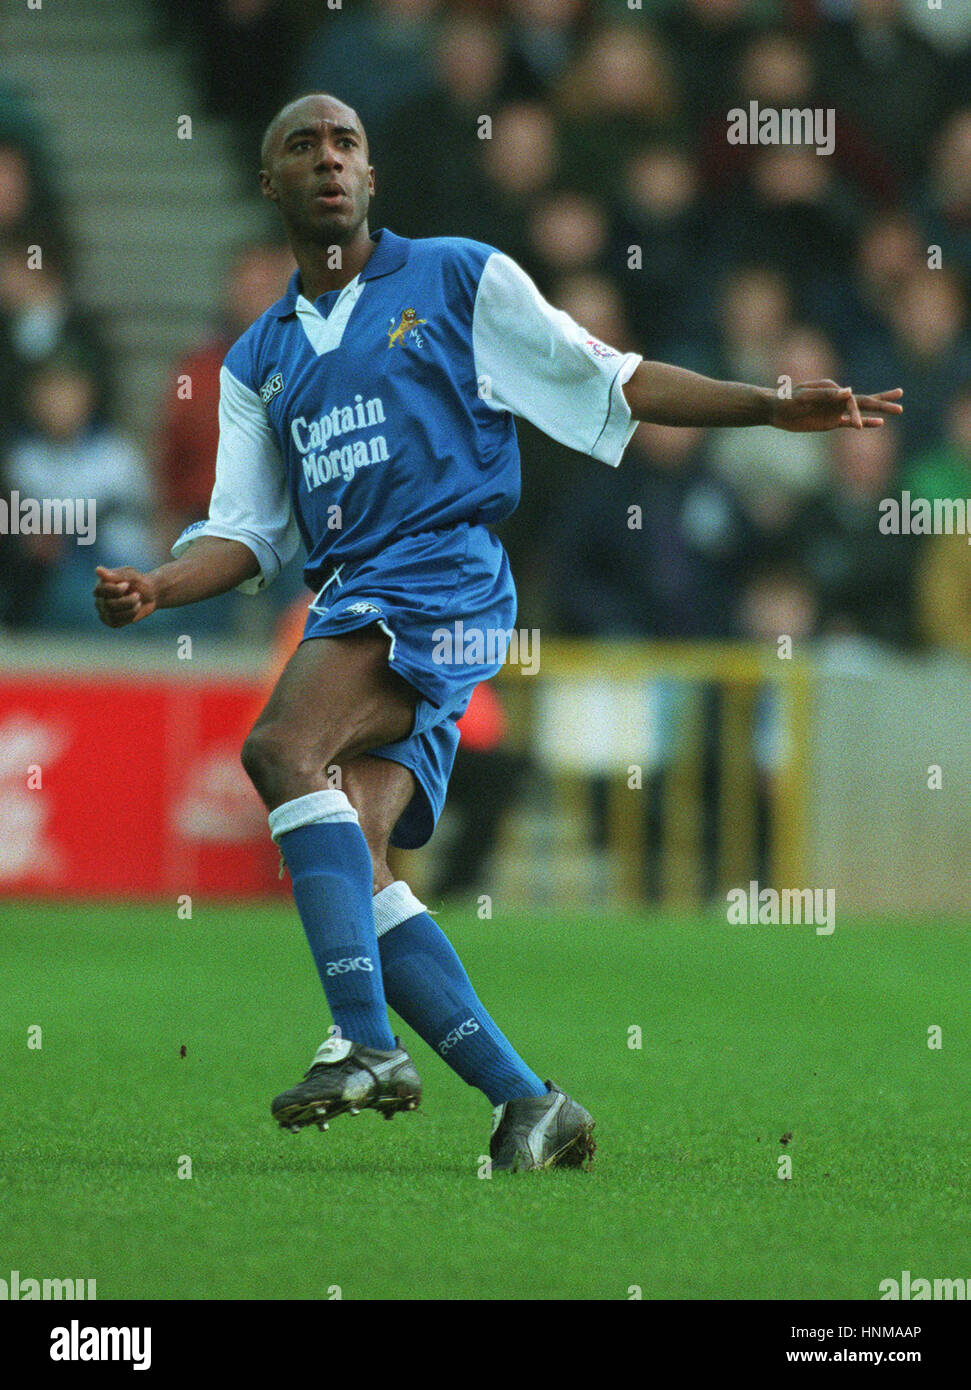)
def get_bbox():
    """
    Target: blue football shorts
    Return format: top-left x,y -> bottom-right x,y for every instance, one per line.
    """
301,521 -> 517,849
